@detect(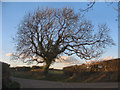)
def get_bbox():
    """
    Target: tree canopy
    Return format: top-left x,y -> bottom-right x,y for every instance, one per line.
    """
13,7 -> 115,74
